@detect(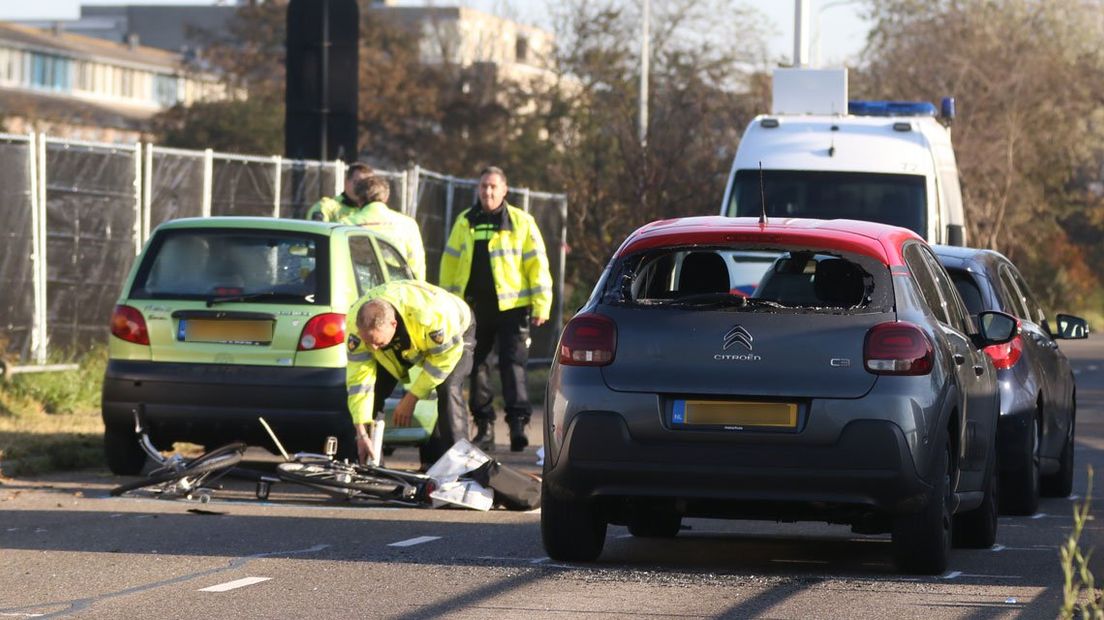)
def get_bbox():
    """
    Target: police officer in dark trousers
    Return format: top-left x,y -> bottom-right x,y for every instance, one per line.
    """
439,166 -> 553,452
